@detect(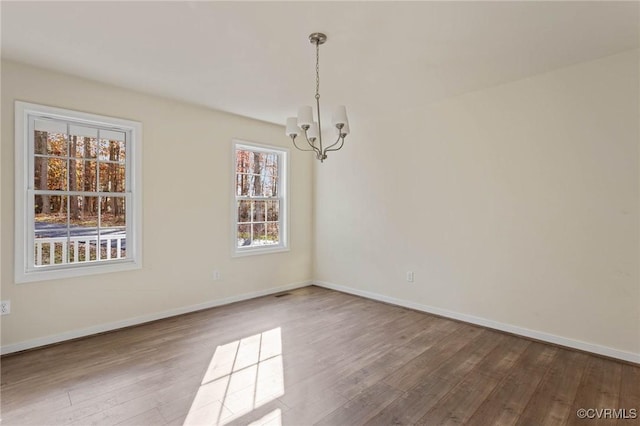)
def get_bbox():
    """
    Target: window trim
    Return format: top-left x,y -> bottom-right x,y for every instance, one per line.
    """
231,139 -> 289,257
14,101 -> 143,283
